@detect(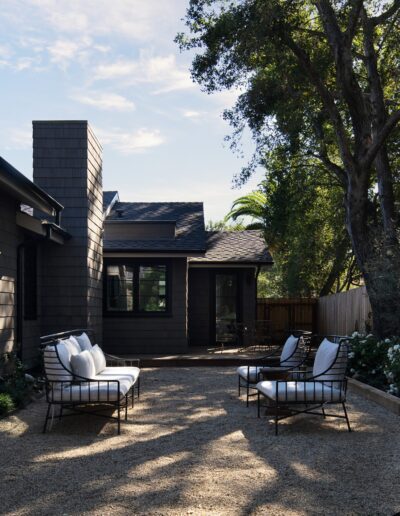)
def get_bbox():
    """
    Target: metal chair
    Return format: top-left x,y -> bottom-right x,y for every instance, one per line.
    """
256,335 -> 351,435
237,331 -> 312,406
